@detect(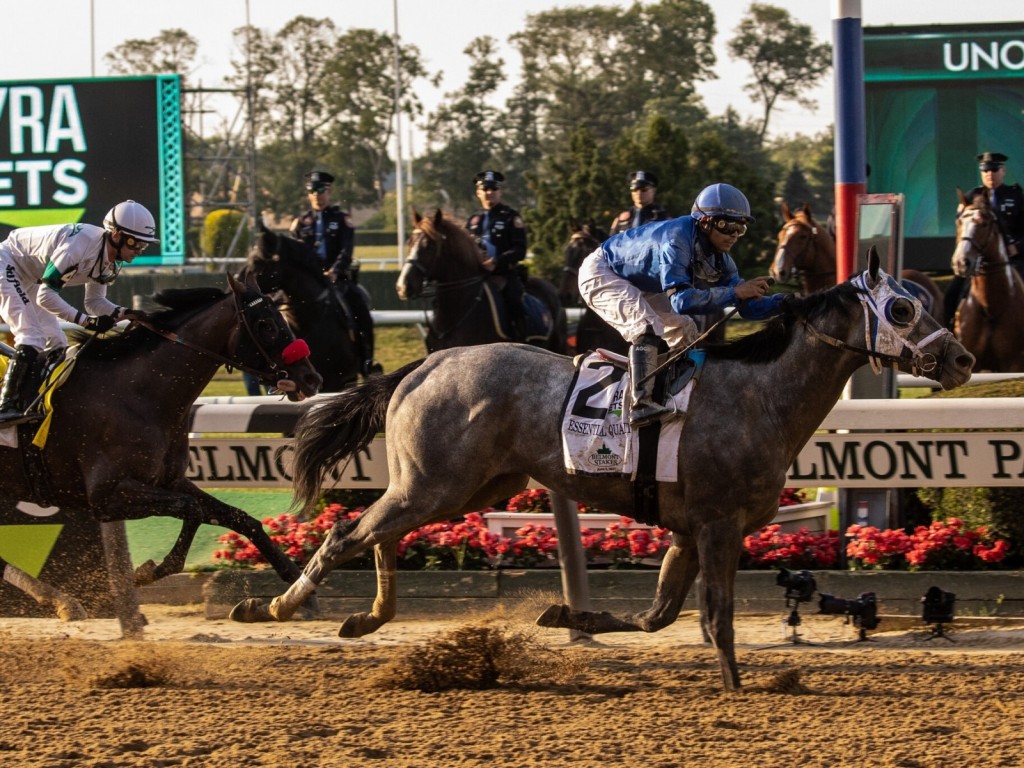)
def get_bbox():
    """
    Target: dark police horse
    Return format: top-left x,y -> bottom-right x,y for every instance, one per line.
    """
558,221 -> 629,355
0,273 -> 321,635
395,209 -> 567,353
231,250 -> 974,692
240,223 -> 365,390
